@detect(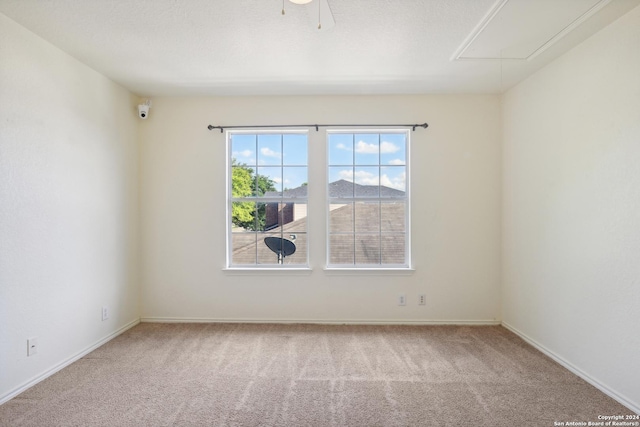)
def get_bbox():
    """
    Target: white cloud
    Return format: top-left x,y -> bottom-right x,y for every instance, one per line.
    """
260,147 -> 280,158
380,171 -> 406,191
388,159 -> 405,165
353,140 -> 400,154
338,169 -> 405,190
232,149 -> 253,158
355,171 -> 379,186
354,140 -> 378,154
338,169 -> 354,181
336,143 -> 350,151
338,169 -> 378,186
380,141 -> 400,154
272,177 -> 282,184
